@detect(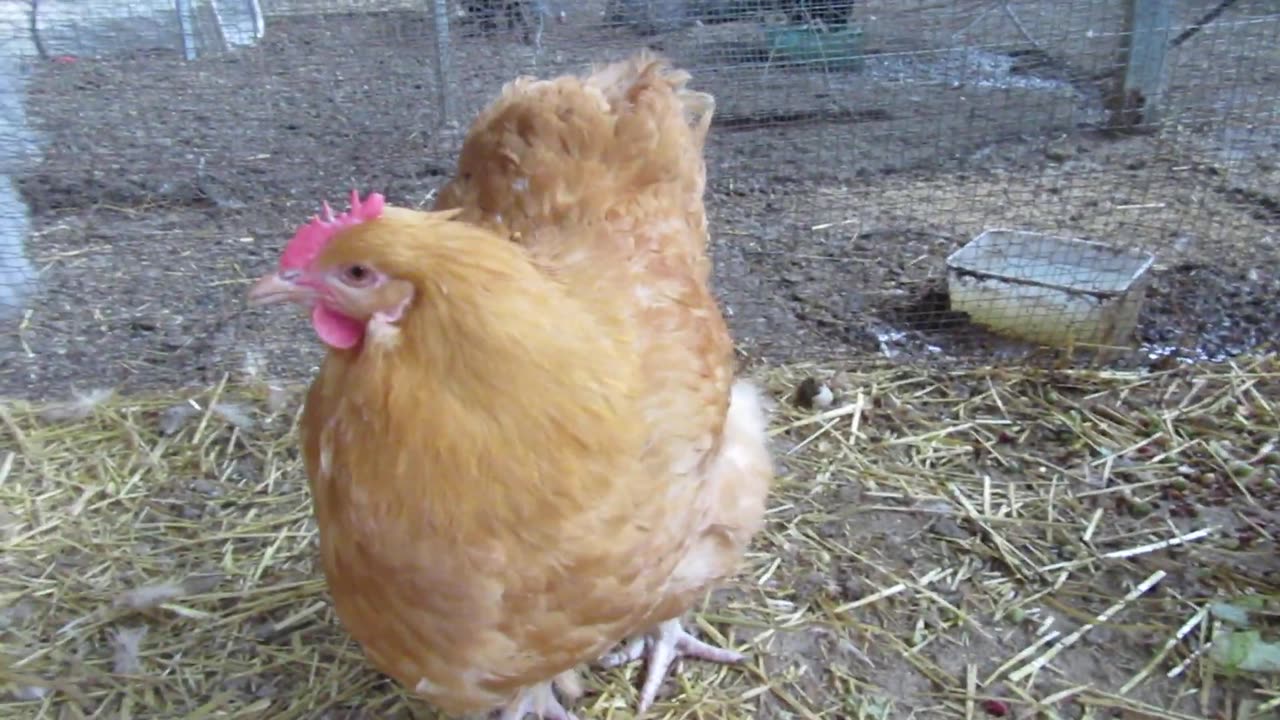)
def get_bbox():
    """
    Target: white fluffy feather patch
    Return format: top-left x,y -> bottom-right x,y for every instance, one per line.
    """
666,379 -> 772,592
365,317 -> 402,349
